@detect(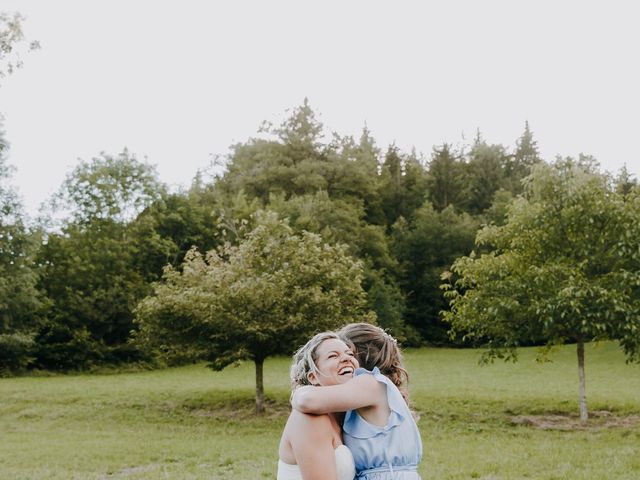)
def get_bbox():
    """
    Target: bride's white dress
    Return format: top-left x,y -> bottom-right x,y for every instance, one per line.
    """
277,444 -> 356,480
